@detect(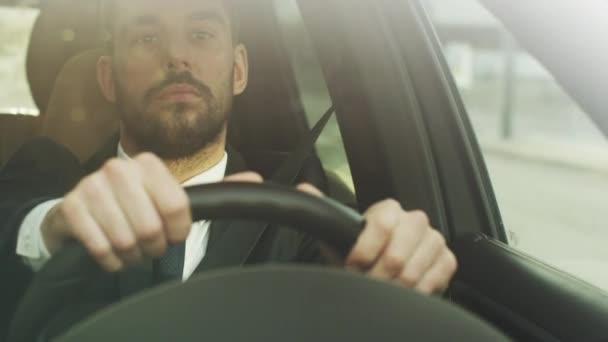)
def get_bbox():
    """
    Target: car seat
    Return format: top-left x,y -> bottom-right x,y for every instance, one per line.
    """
42,49 -> 119,162
0,0 -> 101,166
